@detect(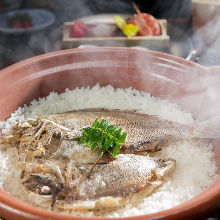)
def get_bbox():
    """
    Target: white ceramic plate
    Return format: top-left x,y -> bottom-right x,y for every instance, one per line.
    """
79,13 -> 130,24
